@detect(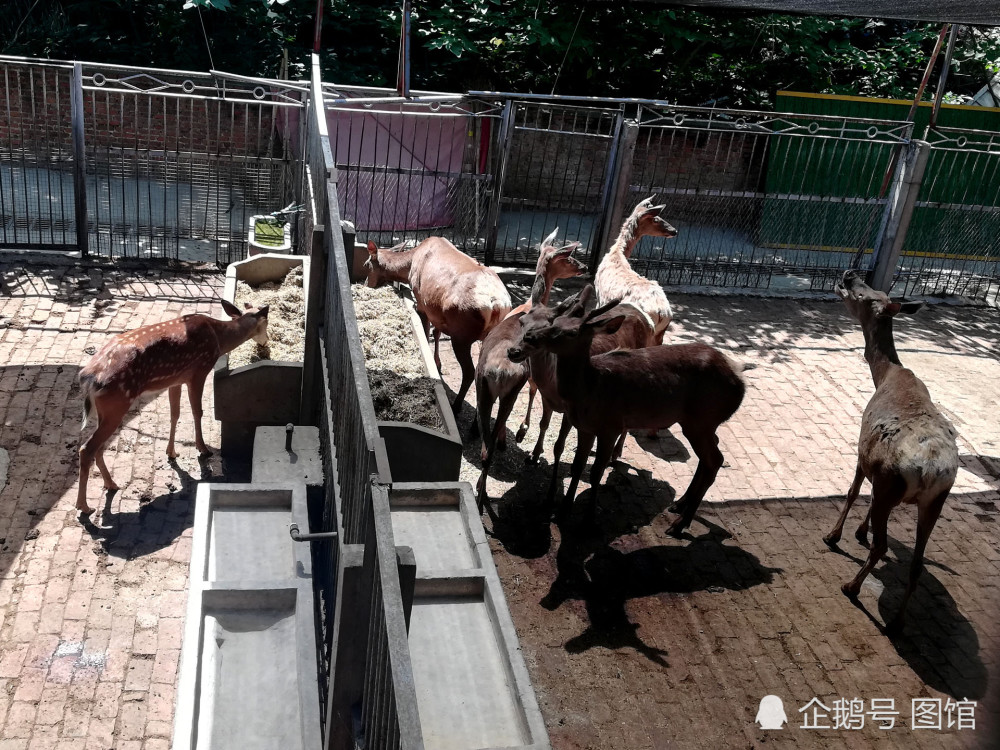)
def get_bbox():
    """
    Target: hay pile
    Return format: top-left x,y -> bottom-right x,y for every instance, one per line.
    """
351,284 -> 444,431
228,264 -> 305,368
